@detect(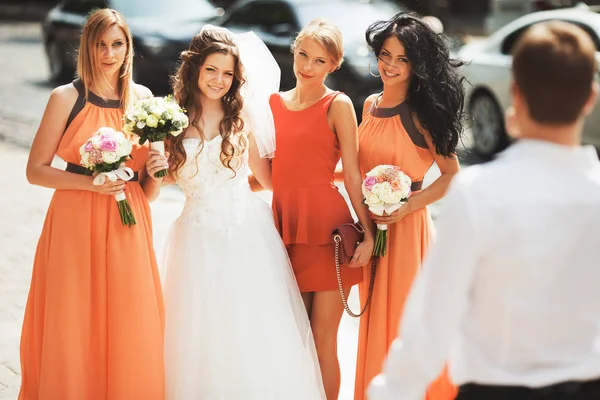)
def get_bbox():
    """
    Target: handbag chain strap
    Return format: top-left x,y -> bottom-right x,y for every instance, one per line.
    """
334,235 -> 377,318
